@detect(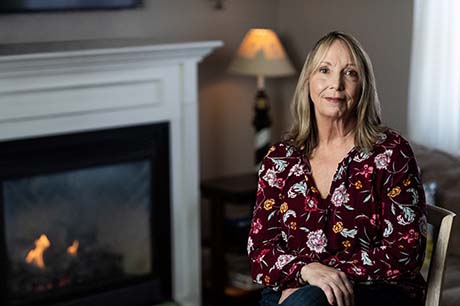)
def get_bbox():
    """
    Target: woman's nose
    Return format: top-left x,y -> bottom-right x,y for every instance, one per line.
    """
329,72 -> 344,90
